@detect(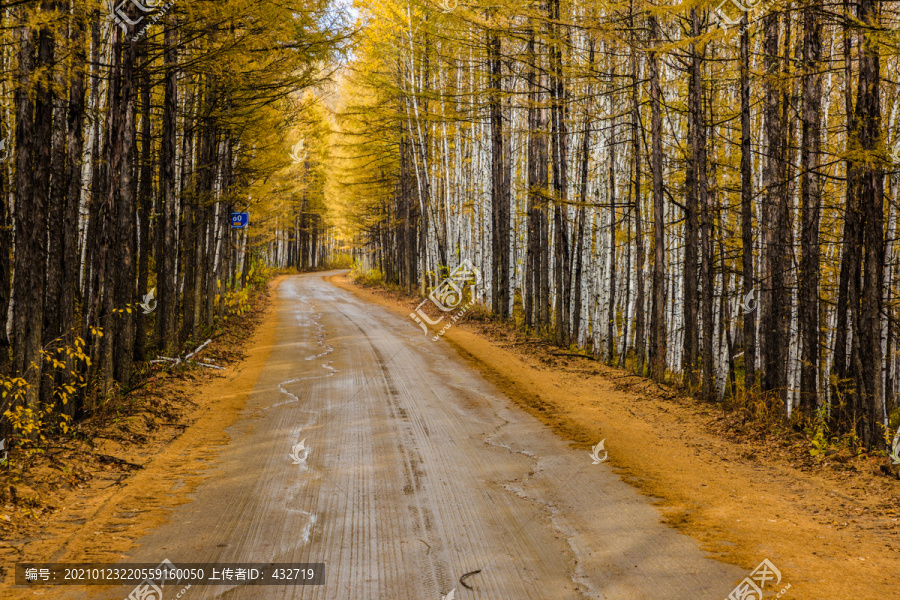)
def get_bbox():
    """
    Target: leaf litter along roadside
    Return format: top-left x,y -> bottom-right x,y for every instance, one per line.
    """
334,273 -> 900,600
0,276 -> 284,584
